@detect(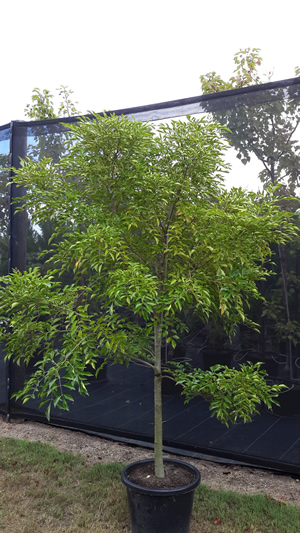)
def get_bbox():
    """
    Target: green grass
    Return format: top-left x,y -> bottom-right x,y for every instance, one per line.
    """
0,437 -> 299,533
192,485 -> 300,533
